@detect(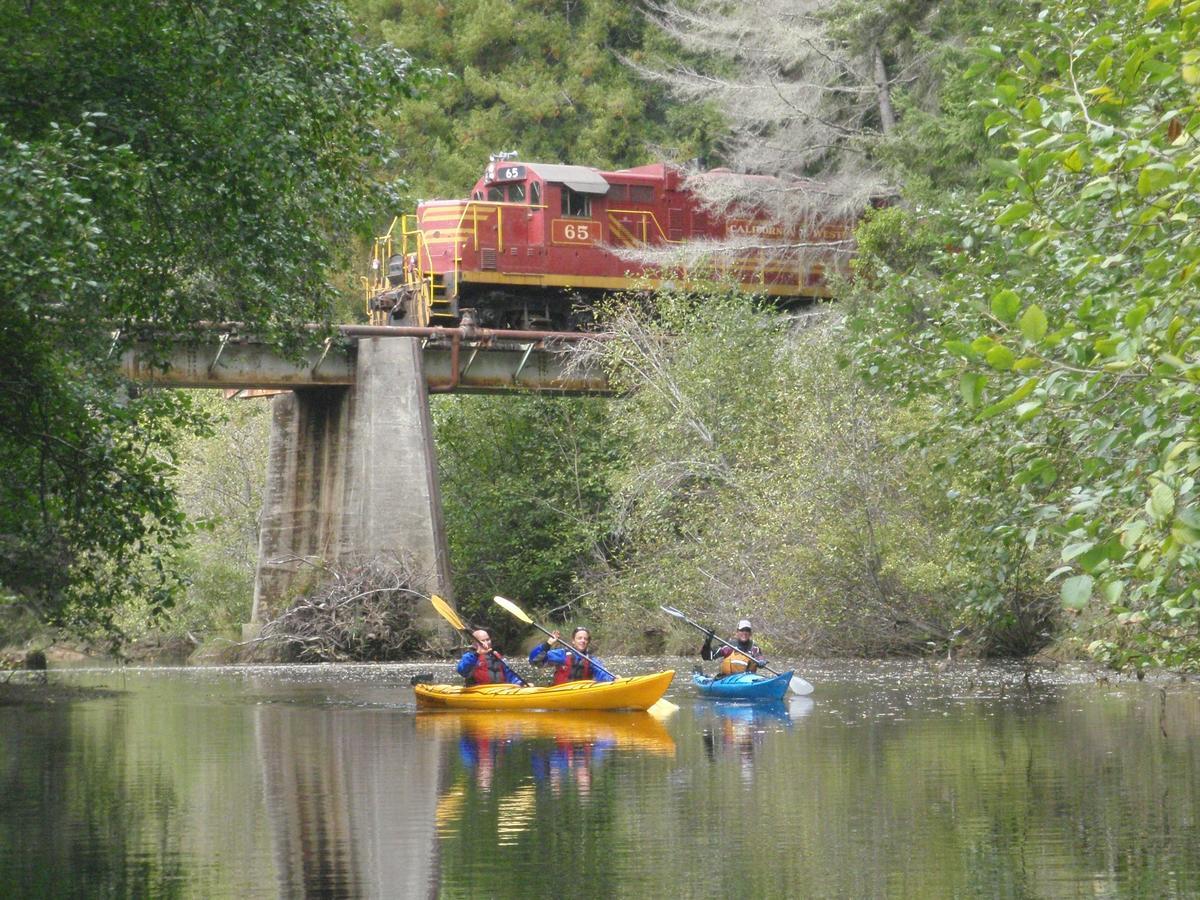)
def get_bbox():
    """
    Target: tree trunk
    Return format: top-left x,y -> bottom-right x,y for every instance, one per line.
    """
872,44 -> 897,134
